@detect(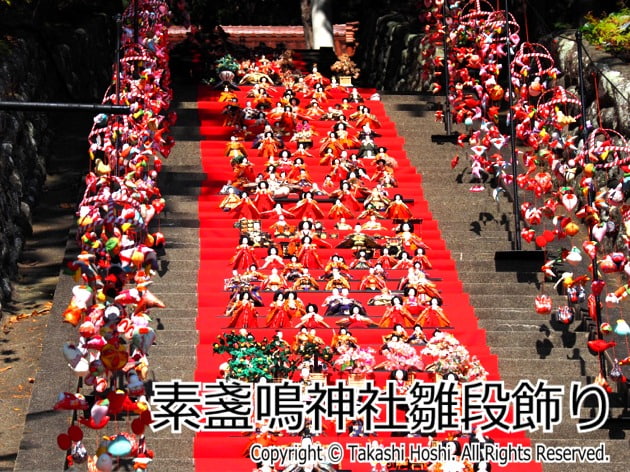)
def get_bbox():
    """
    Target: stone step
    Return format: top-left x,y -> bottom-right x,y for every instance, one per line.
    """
485,330 -> 590,347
